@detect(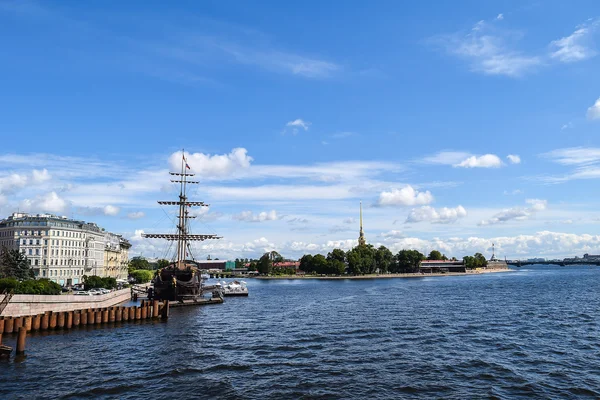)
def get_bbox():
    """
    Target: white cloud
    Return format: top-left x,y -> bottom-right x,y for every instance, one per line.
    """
380,230 -> 405,239
437,19 -> 541,77
507,154 -> 521,164
21,191 -> 70,214
479,199 -> 547,225
343,217 -> 356,224
406,205 -> 467,224
103,205 -> 120,216
421,151 -> 472,165
587,97 -> 600,120
377,185 -> 434,207
233,210 -> 279,223
169,148 -> 253,178
542,147 -> 600,165
550,19 -> 599,63
284,119 -> 311,135
503,189 -> 523,195
127,211 -> 145,219
455,154 -> 503,168
32,169 -> 51,183
496,14 -> 504,21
